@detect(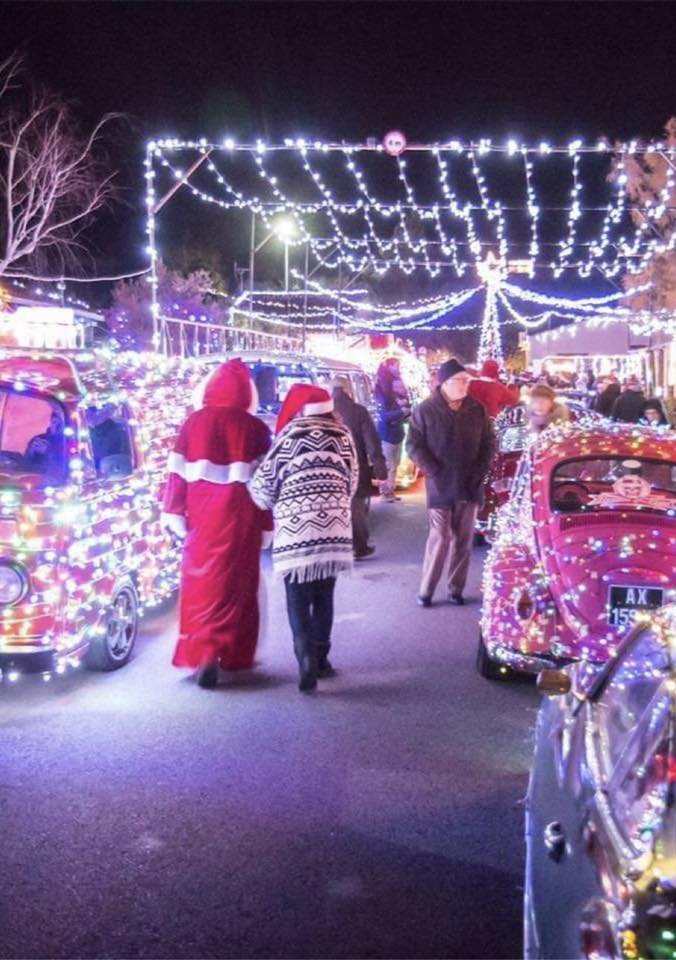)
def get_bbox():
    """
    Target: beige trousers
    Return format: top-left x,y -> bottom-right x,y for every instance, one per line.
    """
419,502 -> 477,599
